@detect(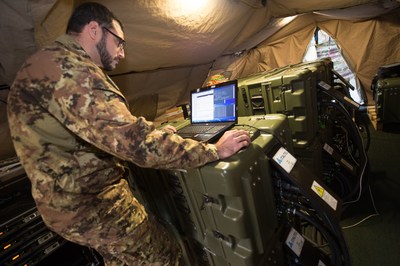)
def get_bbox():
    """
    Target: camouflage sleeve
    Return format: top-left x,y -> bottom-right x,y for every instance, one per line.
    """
47,60 -> 218,169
